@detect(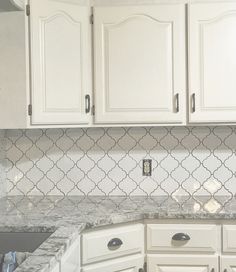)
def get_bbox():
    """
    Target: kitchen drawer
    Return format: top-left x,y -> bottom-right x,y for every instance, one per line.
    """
223,225 -> 236,253
147,224 -> 219,253
82,224 -> 144,264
